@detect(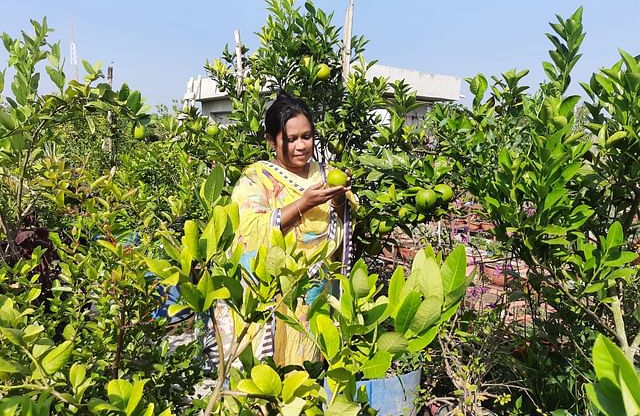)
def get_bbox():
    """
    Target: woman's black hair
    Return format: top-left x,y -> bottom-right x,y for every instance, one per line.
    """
264,91 -> 314,156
